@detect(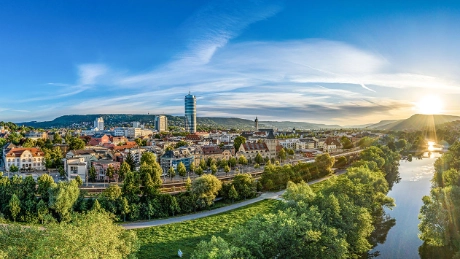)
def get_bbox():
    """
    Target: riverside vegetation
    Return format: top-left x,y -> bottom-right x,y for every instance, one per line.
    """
0,140 -> 399,258
418,141 -> 460,258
